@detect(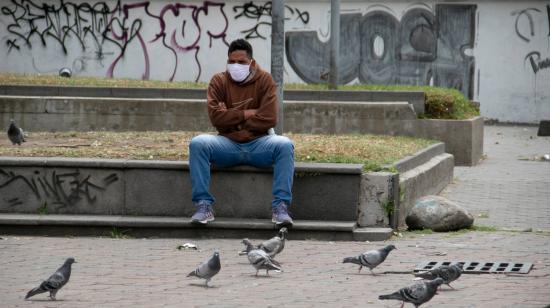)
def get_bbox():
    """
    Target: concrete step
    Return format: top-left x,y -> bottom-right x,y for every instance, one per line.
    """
0,214 -> 392,241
